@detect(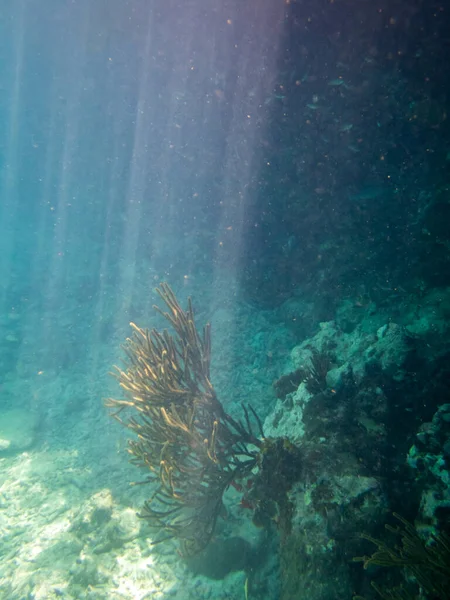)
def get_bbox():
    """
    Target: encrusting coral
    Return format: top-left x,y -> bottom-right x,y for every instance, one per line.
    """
106,283 -> 300,557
